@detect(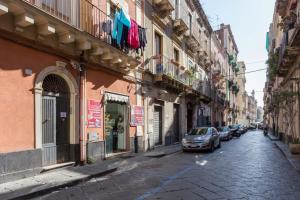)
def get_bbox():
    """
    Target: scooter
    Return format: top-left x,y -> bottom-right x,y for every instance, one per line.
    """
263,128 -> 268,136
